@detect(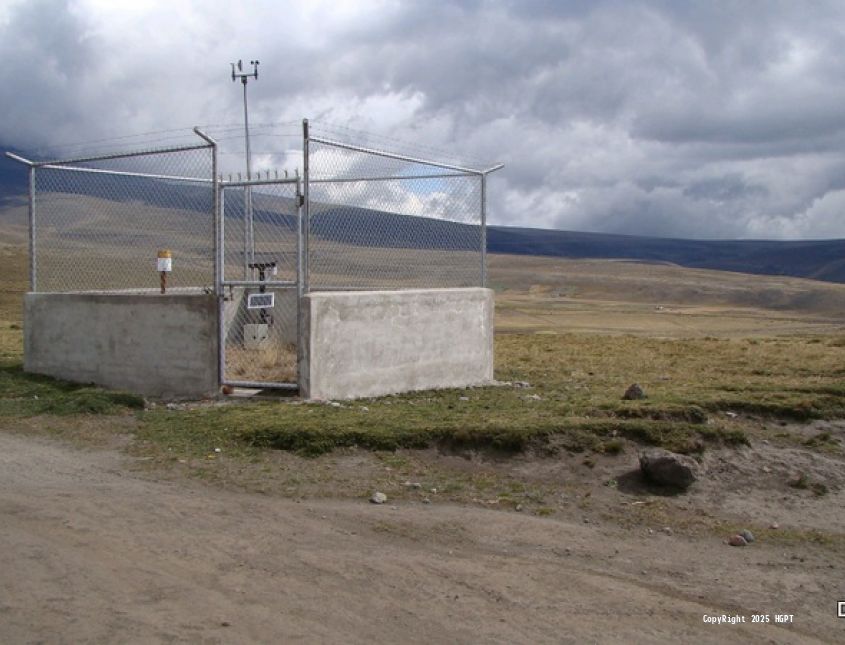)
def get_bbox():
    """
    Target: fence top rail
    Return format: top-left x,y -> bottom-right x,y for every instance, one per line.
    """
5,141 -> 213,169
37,163 -> 215,184
308,135 -> 503,176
